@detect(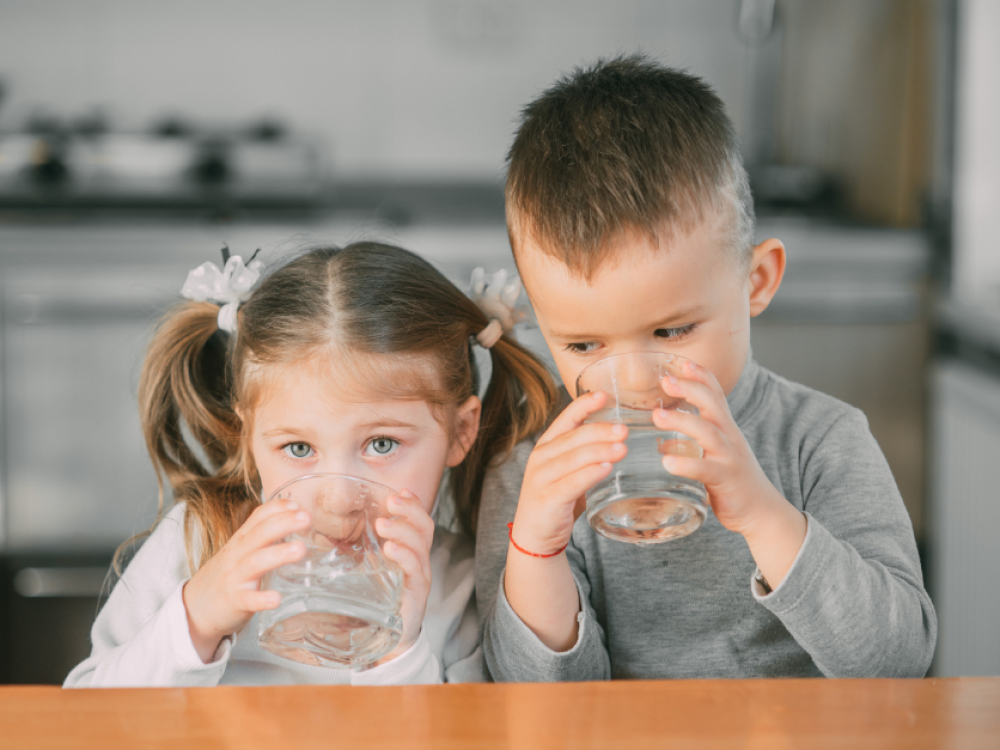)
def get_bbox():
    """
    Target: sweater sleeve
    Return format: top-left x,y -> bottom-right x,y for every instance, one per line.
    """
754,409 -> 937,677
476,437 -> 611,682
63,505 -> 230,688
484,536 -> 611,682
